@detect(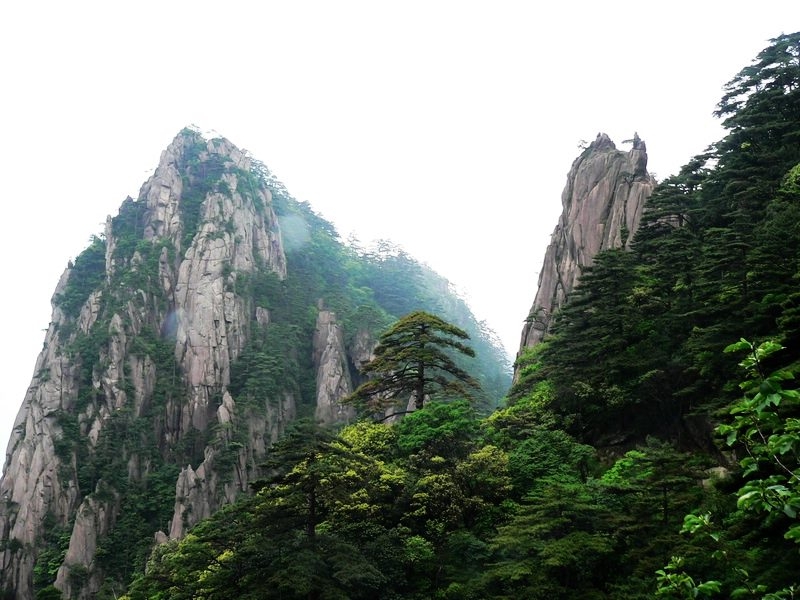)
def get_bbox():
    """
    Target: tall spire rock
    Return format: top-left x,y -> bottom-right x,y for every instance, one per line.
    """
0,129 -> 291,599
518,133 -> 656,353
